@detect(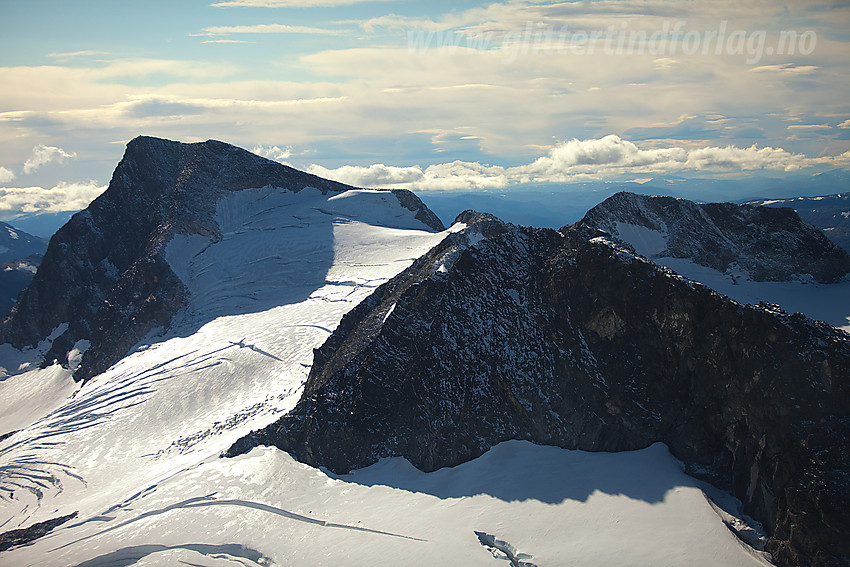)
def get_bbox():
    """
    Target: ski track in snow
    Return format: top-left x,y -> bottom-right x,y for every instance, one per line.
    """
0,187 -> 775,566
